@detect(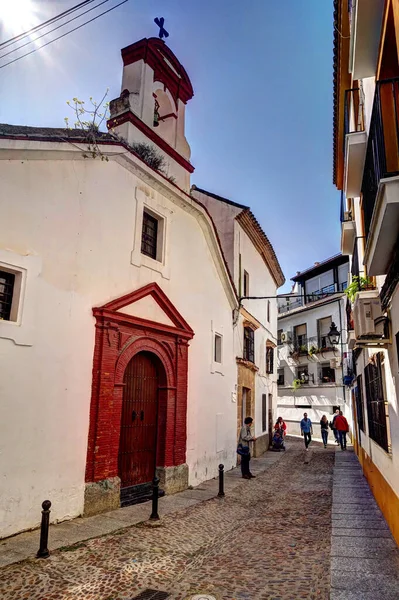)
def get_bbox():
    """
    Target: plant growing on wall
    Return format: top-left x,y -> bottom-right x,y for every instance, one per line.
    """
292,378 -> 302,390
65,90 -> 110,161
344,276 -> 374,302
